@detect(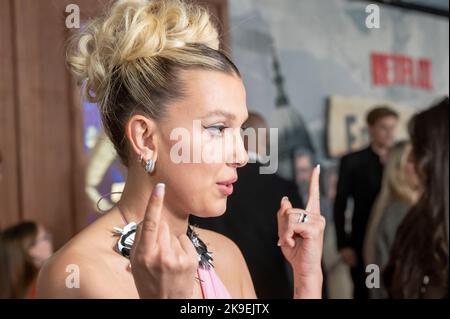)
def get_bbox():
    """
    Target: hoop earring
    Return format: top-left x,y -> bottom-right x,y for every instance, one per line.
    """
145,158 -> 156,173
